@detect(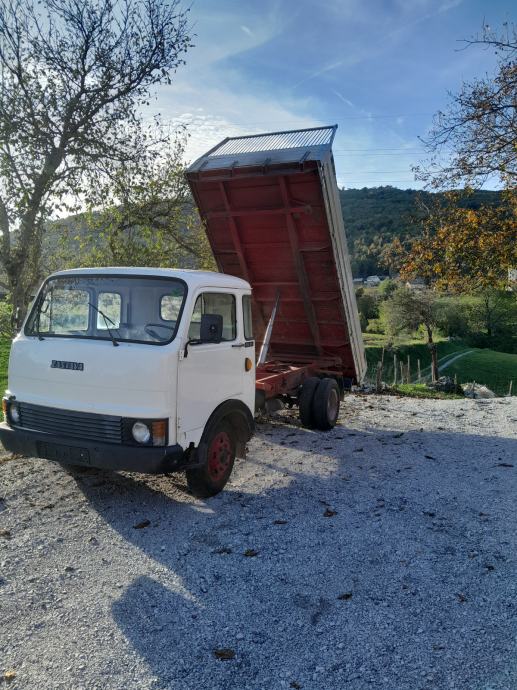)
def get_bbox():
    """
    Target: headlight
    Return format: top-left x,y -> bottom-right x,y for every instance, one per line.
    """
10,403 -> 20,425
132,421 -> 151,444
